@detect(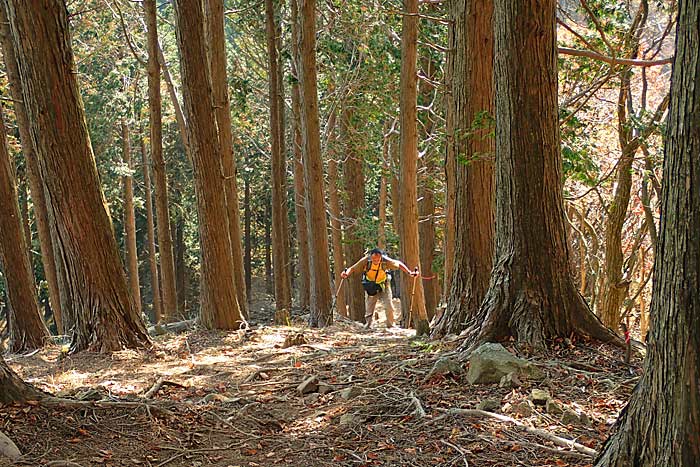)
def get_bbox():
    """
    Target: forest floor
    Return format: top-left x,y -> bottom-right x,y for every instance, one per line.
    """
1,287 -> 642,467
